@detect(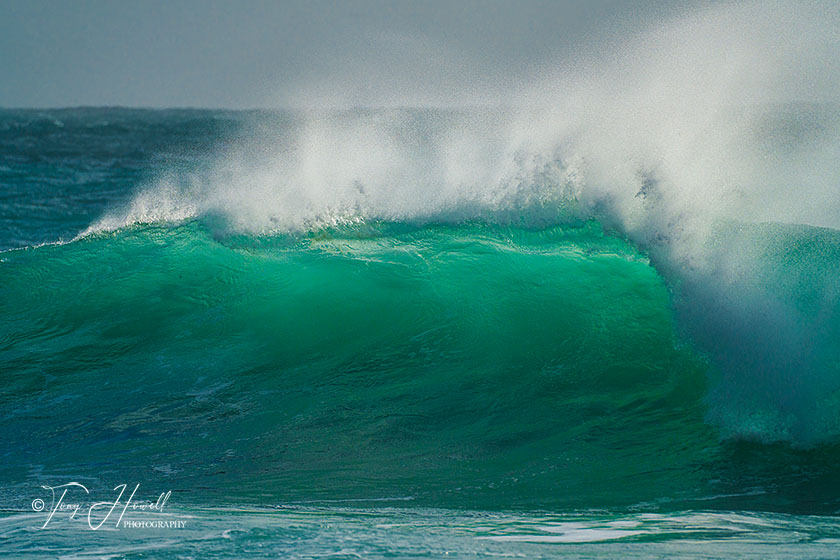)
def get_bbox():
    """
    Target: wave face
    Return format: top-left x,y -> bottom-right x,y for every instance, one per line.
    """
3,213 -> 839,513
1,217 -> 711,508
5,212 -> 840,514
